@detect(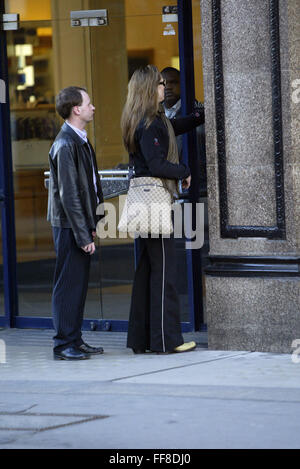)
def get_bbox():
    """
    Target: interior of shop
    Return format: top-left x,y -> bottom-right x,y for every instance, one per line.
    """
2,0 -> 206,326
